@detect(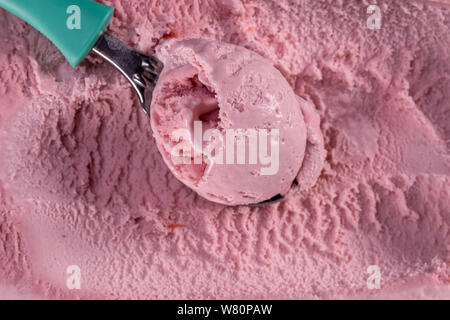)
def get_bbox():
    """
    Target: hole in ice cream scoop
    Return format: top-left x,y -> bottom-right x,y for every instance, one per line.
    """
192,99 -> 220,132
198,106 -> 220,124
